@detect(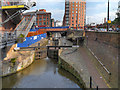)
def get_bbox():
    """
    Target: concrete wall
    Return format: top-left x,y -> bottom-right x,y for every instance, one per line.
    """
58,56 -> 86,88
84,31 -> 120,88
2,51 -> 35,77
47,49 -> 58,60
1,38 -> 48,77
